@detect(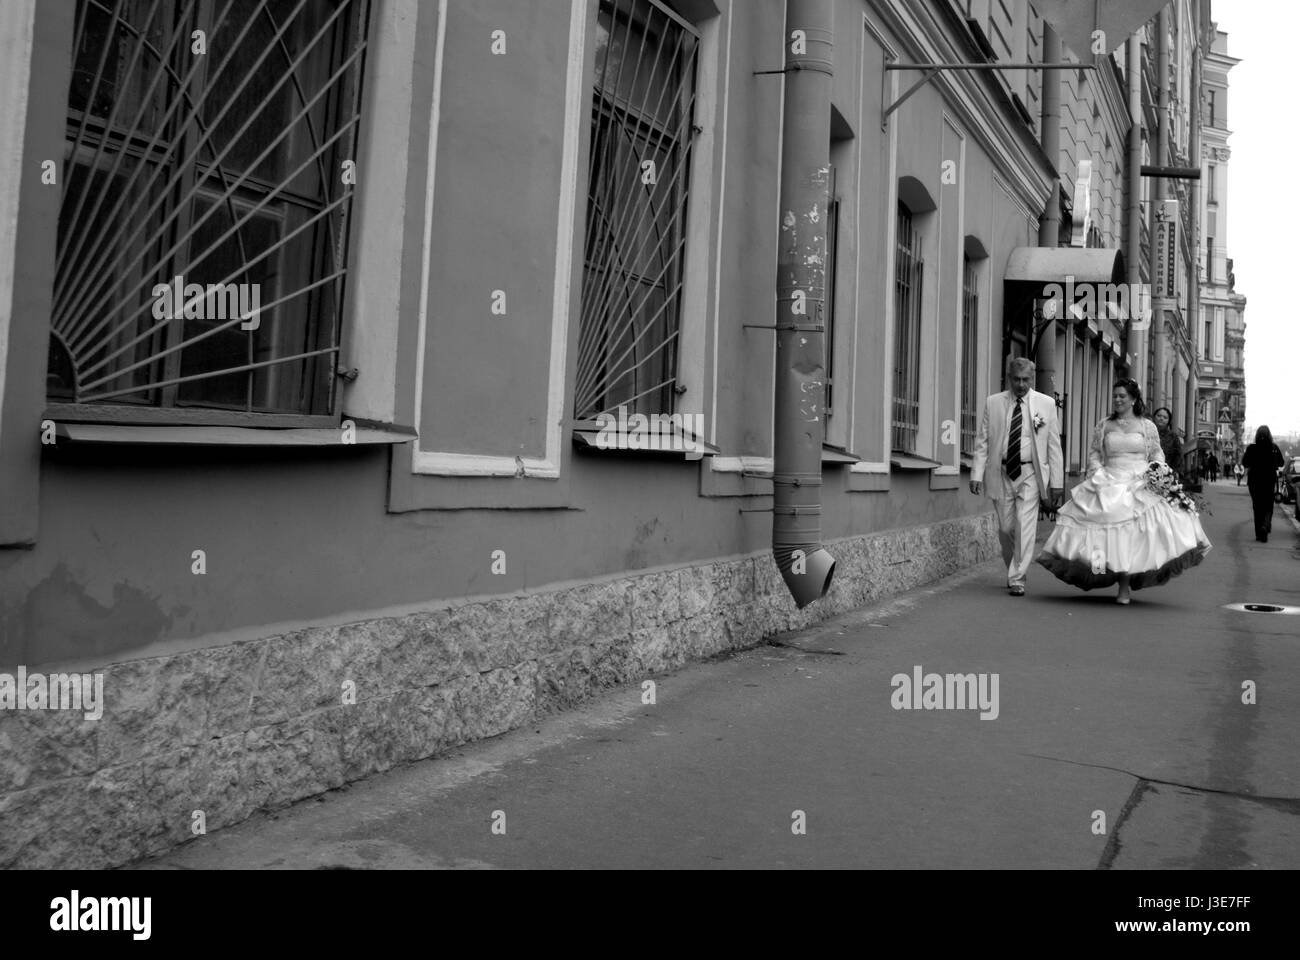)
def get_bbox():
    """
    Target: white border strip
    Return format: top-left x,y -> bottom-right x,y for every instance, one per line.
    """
0,0 -> 37,448
708,0 -> 733,446
711,456 -> 774,474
